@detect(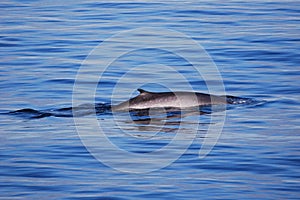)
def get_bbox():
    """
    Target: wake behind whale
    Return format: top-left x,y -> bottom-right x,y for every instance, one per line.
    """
7,89 -> 256,119
8,103 -> 111,119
